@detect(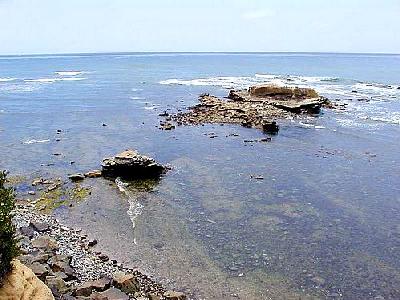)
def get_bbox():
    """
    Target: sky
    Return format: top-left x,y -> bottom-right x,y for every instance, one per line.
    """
0,0 -> 399,55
